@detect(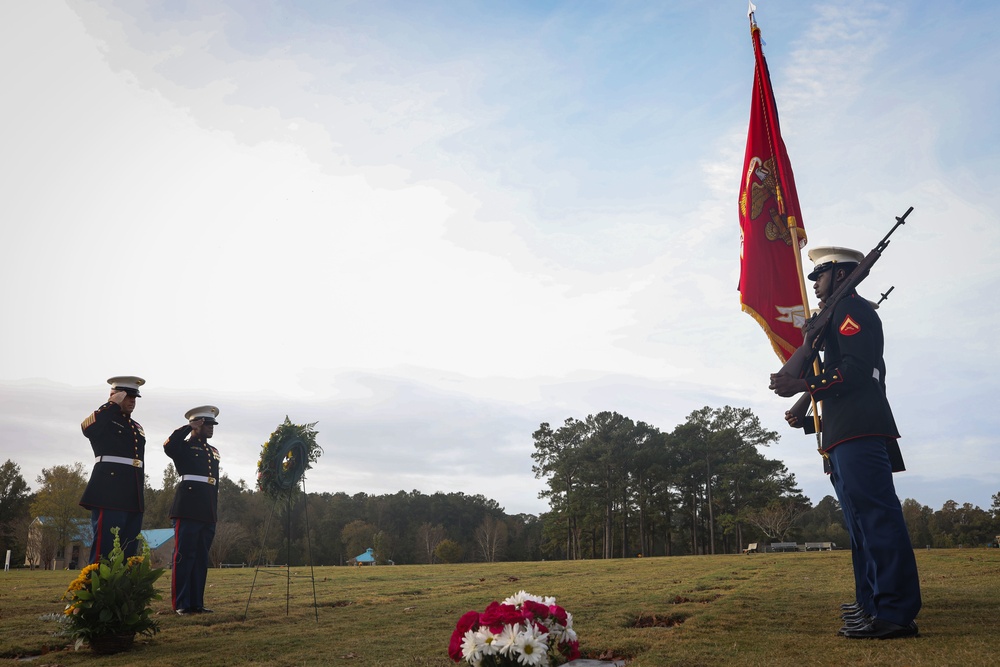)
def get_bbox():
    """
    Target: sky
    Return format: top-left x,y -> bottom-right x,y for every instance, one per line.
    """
2,0 -> 998,519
